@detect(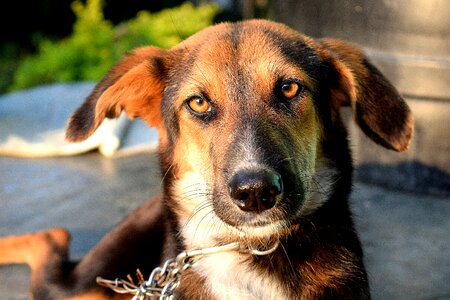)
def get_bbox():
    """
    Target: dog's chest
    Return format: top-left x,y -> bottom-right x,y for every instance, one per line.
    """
191,251 -> 288,300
